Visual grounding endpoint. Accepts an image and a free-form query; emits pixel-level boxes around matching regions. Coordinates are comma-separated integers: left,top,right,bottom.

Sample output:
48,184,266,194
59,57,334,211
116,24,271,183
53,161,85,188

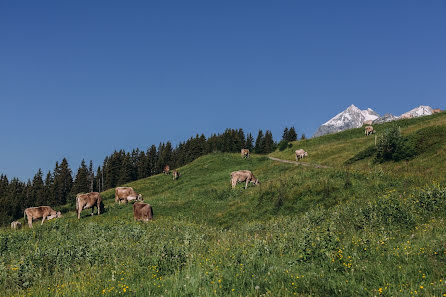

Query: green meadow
1,112,446,296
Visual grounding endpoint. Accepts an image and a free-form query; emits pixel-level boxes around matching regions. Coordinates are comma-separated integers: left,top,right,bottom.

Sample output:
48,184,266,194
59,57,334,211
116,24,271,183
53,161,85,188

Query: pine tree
31,169,45,206
262,130,274,153
147,145,158,176
287,126,297,142
72,159,90,195
53,158,73,205
282,128,289,141
88,160,94,192
245,133,254,151
118,153,133,185
254,130,264,154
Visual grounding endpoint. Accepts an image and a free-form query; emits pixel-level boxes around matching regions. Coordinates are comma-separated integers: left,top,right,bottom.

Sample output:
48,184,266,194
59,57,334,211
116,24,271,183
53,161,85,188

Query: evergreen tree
53,158,73,205
44,171,54,205
72,159,90,195
147,145,158,176
118,153,133,185
282,128,289,141
31,169,45,206
262,130,275,153
254,130,264,154
286,127,297,142
245,133,254,151
88,160,94,192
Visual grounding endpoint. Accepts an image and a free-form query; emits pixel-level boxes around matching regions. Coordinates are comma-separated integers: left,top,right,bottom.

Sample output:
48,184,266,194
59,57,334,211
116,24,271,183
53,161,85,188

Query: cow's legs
41,216,46,225
27,216,33,228
97,201,101,215
245,180,249,189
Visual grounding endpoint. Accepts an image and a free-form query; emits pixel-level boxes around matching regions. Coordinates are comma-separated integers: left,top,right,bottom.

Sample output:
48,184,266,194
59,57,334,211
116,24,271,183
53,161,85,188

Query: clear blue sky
1,0,445,180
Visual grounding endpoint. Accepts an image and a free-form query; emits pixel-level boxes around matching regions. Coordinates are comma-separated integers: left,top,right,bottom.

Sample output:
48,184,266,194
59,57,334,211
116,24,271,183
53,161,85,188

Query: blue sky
1,0,445,180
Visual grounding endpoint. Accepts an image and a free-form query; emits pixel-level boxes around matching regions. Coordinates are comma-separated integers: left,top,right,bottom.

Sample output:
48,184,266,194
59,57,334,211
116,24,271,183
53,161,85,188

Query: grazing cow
365,125,375,136
172,170,180,180
133,202,154,222
76,192,103,219
295,149,308,161
115,187,143,204
433,108,441,114
24,206,61,228
11,221,22,230
363,120,373,125
163,165,170,175
241,149,250,158
230,170,260,189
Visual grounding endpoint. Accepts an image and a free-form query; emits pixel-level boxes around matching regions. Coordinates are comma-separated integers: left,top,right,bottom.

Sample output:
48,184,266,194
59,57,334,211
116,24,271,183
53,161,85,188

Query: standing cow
241,149,250,158
24,206,61,228
133,202,154,222
11,221,22,230
295,149,308,161
230,170,260,189
76,192,103,219
115,187,143,204
365,125,375,136
163,165,170,175
172,170,180,180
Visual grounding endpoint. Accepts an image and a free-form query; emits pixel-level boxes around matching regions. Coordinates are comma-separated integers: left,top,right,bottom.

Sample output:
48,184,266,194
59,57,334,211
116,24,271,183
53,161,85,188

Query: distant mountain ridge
314,105,437,137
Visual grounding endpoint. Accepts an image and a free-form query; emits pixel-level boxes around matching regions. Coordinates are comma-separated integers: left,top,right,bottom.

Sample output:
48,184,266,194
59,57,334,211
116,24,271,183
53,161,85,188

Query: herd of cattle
10,124,378,230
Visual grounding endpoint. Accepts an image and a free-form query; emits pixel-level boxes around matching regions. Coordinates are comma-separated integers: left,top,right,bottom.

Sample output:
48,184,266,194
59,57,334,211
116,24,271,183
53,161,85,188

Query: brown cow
365,125,375,136
115,187,143,204
163,165,170,175
133,202,153,222
172,170,180,180
230,170,260,189
24,206,61,228
433,108,441,114
76,192,103,219
295,149,308,161
241,149,250,158
11,221,22,230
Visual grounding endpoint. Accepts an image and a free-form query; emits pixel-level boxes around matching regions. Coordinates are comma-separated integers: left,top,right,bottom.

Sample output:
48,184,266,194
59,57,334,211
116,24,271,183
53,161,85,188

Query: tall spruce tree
282,128,289,141
31,169,45,206
262,130,275,153
245,133,254,151
254,130,264,154
72,159,89,195
286,126,297,142
53,158,73,205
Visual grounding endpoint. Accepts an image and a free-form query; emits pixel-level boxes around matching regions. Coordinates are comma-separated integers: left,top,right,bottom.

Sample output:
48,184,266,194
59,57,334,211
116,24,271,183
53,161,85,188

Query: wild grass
1,112,446,296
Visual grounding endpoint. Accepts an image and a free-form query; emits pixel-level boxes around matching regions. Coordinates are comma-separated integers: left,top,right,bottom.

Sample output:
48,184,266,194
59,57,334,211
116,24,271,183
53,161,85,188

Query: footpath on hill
268,156,331,169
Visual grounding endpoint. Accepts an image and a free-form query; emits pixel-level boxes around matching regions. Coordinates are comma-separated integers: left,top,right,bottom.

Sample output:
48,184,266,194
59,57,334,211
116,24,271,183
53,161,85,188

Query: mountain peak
315,105,379,137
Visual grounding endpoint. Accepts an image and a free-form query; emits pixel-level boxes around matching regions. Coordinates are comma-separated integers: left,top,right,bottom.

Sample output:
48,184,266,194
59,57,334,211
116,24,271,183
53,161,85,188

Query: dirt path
268,156,331,169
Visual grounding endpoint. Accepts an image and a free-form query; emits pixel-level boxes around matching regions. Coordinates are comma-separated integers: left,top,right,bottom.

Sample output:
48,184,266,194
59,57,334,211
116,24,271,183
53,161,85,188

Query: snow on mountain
314,104,436,138
373,113,399,124
400,105,433,119
314,105,379,137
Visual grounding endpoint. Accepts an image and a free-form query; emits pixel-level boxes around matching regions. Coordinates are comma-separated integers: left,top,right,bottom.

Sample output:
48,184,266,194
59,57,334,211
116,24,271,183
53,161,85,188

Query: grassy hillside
271,111,446,182
1,113,446,296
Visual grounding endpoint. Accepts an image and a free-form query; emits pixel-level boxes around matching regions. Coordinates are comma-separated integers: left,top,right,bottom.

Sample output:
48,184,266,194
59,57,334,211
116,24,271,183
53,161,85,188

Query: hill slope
1,113,446,296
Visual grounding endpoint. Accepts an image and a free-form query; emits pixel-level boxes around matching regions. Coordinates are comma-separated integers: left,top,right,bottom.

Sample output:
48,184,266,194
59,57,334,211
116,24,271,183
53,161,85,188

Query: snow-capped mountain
373,113,399,124
314,105,437,138
313,105,379,137
399,105,433,119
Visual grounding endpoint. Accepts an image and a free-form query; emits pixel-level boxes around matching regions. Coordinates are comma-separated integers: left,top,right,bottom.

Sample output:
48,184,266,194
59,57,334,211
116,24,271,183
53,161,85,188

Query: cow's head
137,194,144,201
304,152,308,157
252,178,260,186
